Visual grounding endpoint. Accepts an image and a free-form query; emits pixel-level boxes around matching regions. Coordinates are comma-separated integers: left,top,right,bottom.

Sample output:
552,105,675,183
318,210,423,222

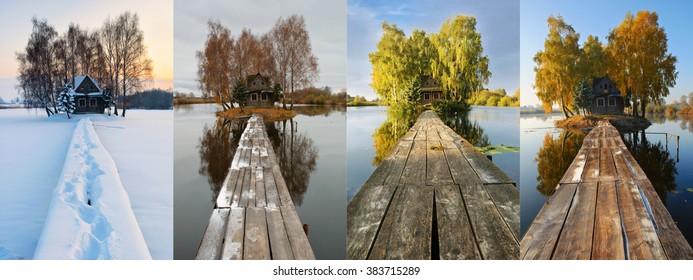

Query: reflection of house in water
420,76,443,105
590,76,624,115
245,73,275,107
72,75,108,114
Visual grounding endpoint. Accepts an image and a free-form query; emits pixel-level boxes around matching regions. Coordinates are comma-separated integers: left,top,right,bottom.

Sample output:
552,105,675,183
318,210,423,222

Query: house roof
246,73,272,92
591,75,620,96
420,76,442,92
74,75,101,90
73,75,103,96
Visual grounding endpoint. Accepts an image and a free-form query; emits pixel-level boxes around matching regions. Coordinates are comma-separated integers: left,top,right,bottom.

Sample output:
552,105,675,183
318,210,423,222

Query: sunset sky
0,0,173,101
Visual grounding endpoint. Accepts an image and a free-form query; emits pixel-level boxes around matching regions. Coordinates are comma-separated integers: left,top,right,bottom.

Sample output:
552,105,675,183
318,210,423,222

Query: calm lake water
520,113,693,245
174,103,346,259
347,106,520,201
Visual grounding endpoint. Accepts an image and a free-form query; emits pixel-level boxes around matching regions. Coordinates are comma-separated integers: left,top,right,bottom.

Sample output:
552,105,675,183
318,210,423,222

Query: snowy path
92,111,173,259
33,118,151,259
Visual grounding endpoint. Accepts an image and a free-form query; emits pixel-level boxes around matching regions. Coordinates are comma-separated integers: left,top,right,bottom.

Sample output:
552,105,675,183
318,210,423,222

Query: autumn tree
580,35,607,80
606,11,677,117
534,15,581,117
16,17,59,116
369,22,409,105
431,15,490,103
270,15,319,109
197,20,234,110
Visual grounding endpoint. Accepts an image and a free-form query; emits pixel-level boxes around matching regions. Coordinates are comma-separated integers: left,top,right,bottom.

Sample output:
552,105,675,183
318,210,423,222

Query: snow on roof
74,75,101,91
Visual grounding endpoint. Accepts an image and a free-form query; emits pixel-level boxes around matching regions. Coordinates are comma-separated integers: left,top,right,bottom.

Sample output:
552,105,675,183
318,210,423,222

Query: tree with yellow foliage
533,15,581,118
606,11,677,117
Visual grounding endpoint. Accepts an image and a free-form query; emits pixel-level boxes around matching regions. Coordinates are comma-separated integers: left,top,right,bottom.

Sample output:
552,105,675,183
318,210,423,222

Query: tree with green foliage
232,80,247,112
572,79,591,115
431,15,490,103
369,15,490,107
606,11,677,117
369,22,410,105
534,16,581,118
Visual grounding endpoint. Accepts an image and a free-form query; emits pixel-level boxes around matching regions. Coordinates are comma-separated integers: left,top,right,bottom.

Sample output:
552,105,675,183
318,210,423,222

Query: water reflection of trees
371,107,494,166
267,119,319,206
372,106,420,166
439,110,491,147
198,118,245,202
623,131,678,203
534,131,585,196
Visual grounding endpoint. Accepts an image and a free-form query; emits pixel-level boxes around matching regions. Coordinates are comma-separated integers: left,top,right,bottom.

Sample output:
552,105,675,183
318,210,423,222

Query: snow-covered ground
0,109,172,260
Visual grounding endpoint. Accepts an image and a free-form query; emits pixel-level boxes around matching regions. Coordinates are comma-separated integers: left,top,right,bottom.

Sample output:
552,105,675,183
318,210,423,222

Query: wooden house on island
419,76,444,105
245,73,276,107
589,75,624,115
72,75,109,114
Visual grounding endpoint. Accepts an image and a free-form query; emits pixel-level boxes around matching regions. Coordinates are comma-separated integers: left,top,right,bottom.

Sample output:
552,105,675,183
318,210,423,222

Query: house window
251,93,257,101
89,98,97,107
608,98,616,106
78,99,86,107
261,93,267,101
597,98,605,107
423,93,429,100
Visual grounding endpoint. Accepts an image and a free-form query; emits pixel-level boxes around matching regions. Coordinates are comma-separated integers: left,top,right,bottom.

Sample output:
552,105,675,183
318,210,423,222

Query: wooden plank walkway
521,121,693,260
347,110,519,260
196,114,315,260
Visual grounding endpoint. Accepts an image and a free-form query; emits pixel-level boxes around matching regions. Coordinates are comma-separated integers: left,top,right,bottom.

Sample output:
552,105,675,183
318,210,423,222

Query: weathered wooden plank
273,165,293,206
362,140,413,187
216,168,241,208
243,207,271,260
369,185,434,260
281,206,315,260
346,183,399,260
618,146,648,180
264,167,280,207
612,150,666,259
221,207,245,260
266,208,294,260
435,185,481,260
636,179,693,259
441,140,483,186
461,183,519,260
521,183,578,260
484,183,520,242
426,140,454,186
598,147,617,182
254,167,266,207
195,208,229,260
238,167,254,207
230,168,245,206
399,140,427,185
592,181,626,260
581,148,600,182
616,179,666,259
552,182,598,260
559,148,587,184
457,140,514,184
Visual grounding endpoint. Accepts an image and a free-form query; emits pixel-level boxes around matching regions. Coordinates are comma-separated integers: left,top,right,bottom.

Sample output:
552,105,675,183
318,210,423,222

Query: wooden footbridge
522,121,693,260
347,111,519,260
196,115,314,260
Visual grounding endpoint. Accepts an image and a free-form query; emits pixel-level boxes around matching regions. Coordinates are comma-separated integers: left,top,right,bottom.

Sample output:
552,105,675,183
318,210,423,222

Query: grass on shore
556,114,651,132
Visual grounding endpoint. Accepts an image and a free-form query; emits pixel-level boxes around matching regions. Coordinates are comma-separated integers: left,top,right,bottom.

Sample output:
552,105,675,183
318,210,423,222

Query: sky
0,0,173,102
521,0,693,107
347,0,519,101
174,0,346,96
